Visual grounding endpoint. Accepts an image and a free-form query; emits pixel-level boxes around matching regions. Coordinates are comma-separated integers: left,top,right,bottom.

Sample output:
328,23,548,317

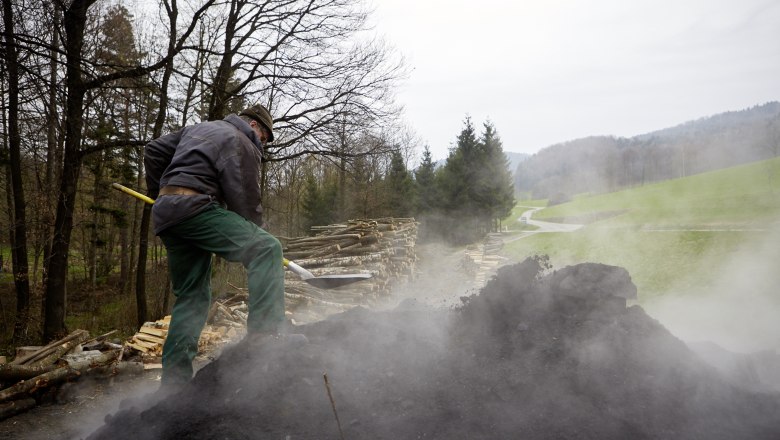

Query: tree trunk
2,0,33,345
135,205,151,326
87,150,105,286
43,0,94,341
206,0,238,121
41,7,61,308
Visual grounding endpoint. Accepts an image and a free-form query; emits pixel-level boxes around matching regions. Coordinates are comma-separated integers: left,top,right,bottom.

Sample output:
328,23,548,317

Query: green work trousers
158,204,284,385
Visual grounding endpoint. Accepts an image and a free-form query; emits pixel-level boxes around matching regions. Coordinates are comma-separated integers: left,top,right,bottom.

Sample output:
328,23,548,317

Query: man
144,104,286,387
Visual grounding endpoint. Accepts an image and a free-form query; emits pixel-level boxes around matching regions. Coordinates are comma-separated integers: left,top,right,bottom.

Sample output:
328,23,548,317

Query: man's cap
239,104,274,142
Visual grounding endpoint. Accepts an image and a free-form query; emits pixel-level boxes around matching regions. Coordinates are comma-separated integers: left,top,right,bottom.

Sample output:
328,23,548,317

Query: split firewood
133,333,166,345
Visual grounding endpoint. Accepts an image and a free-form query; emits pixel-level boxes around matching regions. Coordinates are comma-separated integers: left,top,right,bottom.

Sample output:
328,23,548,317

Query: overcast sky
369,0,780,161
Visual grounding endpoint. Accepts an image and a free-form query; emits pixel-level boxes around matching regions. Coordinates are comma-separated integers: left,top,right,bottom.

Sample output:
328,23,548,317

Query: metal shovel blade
302,273,374,289
284,258,372,289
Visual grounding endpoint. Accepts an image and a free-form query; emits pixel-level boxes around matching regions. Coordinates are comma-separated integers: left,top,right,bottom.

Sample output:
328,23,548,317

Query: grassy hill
503,157,780,300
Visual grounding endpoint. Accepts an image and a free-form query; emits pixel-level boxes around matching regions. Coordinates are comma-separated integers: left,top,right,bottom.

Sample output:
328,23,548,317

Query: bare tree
42,0,215,340
1,0,33,344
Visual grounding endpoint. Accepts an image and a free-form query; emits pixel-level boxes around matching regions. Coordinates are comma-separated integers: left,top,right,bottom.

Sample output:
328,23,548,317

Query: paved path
506,206,584,243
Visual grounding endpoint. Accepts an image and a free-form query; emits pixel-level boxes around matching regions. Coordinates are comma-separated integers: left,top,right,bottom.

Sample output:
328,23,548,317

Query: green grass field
503,157,780,301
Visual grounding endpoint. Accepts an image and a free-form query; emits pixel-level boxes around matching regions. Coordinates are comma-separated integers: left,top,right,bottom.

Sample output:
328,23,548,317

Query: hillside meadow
503,157,780,351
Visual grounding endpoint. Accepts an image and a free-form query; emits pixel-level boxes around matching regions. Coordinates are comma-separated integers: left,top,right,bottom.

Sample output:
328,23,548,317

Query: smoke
377,241,479,310
644,222,780,353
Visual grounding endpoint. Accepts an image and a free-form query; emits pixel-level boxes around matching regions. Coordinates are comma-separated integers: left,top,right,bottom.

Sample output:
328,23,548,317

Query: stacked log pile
0,330,131,421
281,218,419,323
462,233,507,287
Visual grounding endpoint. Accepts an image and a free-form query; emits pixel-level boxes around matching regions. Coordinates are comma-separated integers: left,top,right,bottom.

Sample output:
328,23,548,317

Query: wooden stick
0,363,58,382
29,331,92,369
323,373,345,440
11,330,89,365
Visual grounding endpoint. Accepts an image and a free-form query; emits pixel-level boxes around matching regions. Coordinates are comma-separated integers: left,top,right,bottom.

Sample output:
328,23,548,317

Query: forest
0,0,514,348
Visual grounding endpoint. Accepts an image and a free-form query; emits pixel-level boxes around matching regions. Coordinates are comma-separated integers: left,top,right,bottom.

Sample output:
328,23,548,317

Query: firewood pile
0,329,136,421
124,291,251,363
462,233,507,287
282,217,419,323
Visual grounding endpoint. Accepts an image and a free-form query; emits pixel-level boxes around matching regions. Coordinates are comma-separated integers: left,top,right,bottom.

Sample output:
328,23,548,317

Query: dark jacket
144,114,265,234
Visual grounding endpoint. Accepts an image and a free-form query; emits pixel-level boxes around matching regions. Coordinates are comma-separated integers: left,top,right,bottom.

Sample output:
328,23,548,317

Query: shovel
111,183,373,289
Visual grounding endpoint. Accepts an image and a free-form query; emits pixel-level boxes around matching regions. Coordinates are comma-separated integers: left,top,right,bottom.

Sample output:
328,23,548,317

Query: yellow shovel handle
112,183,156,205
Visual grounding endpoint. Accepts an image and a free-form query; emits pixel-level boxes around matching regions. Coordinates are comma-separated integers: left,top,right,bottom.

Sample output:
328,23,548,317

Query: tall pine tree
385,150,415,217
414,146,437,214
479,122,515,231
429,117,515,242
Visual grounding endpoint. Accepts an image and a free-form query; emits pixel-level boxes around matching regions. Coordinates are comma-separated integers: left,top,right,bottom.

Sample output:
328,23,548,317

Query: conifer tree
384,150,415,217
301,172,338,232
414,146,437,214
479,122,515,231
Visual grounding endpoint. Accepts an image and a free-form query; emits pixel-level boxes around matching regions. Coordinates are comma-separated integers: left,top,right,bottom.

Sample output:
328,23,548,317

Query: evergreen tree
301,172,338,232
432,117,516,242
436,117,484,242
438,117,479,213
478,122,515,231
384,150,415,217
414,146,437,214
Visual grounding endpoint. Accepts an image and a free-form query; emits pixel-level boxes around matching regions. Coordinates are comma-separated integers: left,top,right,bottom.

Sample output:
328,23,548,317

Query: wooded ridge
516,102,780,200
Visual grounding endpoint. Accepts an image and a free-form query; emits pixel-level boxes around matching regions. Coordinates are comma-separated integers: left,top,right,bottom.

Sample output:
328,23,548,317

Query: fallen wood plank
126,342,150,353
130,338,158,350
138,327,167,338
132,333,166,345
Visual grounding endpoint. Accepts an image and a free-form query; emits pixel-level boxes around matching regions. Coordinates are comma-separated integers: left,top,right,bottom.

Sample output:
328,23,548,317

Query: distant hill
504,151,530,174
516,102,780,200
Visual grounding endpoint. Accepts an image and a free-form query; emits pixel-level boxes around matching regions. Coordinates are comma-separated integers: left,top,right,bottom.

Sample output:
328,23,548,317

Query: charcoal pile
87,257,780,440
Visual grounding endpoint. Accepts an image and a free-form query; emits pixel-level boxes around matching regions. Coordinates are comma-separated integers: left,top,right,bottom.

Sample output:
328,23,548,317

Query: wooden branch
0,350,121,419
0,363,58,382
29,331,92,369
11,330,90,366
0,366,80,403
